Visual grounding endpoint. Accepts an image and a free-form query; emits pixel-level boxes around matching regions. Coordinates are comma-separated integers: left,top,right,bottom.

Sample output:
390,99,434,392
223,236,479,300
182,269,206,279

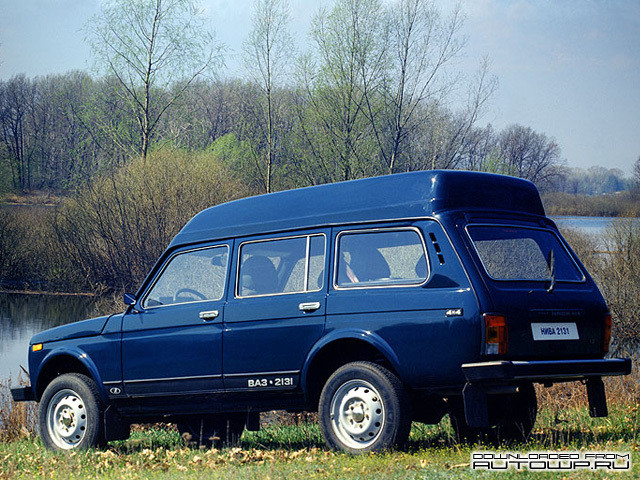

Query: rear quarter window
335,229,428,288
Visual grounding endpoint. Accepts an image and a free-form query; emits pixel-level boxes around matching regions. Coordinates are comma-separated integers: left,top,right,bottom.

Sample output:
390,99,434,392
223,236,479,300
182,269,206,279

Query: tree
0,75,37,190
632,156,640,198
87,0,222,163
302,0,388,182
244,0,293,193
381,0,465,173
498,124,564,189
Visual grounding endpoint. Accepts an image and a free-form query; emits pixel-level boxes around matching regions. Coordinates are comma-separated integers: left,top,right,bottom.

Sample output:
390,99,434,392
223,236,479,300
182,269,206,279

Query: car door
223,231,328,391
121,243,231,396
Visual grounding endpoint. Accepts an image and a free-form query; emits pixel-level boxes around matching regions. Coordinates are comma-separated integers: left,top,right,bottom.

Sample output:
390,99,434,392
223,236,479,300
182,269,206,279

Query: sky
0,0,638,175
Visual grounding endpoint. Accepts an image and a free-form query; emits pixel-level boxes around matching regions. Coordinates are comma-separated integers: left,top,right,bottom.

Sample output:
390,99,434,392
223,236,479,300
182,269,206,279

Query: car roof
169,170,545,247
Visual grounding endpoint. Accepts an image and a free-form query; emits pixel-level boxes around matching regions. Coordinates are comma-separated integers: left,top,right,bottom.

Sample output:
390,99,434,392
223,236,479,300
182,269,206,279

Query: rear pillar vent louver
429,232,445,265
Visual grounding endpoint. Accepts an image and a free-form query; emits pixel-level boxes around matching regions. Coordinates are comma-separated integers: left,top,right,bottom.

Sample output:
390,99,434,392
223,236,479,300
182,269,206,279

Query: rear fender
301,329,401,392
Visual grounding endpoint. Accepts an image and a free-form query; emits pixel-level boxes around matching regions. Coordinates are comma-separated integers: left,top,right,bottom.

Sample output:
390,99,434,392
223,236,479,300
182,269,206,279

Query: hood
30,315,112,345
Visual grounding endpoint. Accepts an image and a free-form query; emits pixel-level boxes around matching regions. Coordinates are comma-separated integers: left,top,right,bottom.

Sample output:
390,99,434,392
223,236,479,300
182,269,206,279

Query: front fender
301,328,402,392
34,346,107,402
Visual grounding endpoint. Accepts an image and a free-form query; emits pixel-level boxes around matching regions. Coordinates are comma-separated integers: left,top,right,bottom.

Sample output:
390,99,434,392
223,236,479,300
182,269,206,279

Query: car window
144,245,229,308
238,235,326,297
336,229,428,288
467,225,584,281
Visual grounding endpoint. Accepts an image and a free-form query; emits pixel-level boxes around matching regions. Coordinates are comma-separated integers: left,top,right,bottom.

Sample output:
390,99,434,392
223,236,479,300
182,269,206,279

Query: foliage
599,219,640,352
544,191,640,217
52,148,246,292
552,166,630,195
560,222,640,353
86,0,223,162
0,0,573,196
0,404,639,478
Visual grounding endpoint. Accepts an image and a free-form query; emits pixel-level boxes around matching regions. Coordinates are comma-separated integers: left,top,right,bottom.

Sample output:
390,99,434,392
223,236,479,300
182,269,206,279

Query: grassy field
1,403,638,480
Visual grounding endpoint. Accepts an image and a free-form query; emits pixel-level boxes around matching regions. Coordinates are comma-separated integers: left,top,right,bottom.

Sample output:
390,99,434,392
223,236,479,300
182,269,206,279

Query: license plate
531,322,579,341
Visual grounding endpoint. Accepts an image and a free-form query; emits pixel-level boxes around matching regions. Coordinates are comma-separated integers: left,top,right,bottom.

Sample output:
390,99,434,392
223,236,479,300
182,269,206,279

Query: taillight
485,314,508,355
603,313,612,353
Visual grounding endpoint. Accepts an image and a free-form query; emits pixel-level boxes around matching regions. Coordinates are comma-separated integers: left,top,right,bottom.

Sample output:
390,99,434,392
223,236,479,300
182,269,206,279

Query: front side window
144,245,229,308
238,235,326,297
336,229,428,288
467,225,584,282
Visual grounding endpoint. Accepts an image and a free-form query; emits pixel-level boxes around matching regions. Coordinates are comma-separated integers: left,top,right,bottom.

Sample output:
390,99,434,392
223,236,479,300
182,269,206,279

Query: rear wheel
38,373,104,451
450,382,537,445
318,361,411,454
177,414,246,448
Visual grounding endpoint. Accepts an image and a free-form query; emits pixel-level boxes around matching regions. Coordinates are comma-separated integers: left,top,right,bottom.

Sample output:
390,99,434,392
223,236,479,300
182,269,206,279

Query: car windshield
467,225,584,282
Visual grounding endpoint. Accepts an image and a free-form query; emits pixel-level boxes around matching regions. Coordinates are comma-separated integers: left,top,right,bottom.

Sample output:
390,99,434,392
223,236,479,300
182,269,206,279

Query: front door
121,243,231,396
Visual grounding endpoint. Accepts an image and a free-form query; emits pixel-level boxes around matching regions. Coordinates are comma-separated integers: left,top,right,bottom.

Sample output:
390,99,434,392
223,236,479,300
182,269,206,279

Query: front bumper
10,386,35,402
460,357,631,427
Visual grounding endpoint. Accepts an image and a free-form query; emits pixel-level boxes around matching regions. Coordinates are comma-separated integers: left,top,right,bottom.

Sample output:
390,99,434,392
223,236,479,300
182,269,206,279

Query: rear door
222,231,329,391
463,222,607,359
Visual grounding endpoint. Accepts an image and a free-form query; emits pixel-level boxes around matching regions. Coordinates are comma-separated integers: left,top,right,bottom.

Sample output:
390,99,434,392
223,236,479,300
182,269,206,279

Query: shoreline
0,289,95,297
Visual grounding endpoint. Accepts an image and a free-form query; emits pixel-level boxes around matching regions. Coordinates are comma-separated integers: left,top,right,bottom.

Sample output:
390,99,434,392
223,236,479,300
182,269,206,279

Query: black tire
177,413,246,448
449,383,537,445
38,373,104,451
318,361,411,454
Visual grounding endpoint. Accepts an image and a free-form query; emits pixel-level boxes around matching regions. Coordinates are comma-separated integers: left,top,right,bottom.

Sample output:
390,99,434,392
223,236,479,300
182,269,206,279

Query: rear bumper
462,358,631,384
460,358,631,428
10,386,35,402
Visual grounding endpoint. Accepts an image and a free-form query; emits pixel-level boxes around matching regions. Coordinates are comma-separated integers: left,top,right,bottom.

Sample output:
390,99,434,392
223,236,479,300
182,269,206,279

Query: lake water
0,294,96,383
0,215,631,384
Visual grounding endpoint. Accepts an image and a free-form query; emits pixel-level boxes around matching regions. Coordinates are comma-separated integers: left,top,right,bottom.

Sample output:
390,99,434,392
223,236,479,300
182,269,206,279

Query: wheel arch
34,348,105,402
301,330,402,410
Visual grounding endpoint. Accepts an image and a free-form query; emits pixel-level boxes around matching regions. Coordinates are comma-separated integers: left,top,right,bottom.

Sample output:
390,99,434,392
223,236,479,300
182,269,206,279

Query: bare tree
0,75,37,190
380,0,465,173
632,156,640,198
87,0,222,163
498,124,564,189
244,0,293,193
303,0,389,181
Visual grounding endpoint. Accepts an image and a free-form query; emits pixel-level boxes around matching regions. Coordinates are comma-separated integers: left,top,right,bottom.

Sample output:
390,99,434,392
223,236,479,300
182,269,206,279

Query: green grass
1,405,639,479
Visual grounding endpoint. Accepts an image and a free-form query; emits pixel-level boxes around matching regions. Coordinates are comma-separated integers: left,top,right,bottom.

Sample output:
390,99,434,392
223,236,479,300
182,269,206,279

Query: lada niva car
11,170,631,453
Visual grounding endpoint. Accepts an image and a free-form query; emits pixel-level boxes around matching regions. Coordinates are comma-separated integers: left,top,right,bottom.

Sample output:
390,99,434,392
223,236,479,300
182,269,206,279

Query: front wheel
38,373,104,451
318,361,411,454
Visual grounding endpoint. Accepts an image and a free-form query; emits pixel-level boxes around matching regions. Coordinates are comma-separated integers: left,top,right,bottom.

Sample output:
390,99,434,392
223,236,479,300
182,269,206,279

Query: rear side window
144,245,229,308
237,234,326,297
335,229,428,288
467,225,584,282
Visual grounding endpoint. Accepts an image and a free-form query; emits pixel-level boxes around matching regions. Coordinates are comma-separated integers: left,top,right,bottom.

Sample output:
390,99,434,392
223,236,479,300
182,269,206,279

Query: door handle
199,310,219,321
299,302,321,312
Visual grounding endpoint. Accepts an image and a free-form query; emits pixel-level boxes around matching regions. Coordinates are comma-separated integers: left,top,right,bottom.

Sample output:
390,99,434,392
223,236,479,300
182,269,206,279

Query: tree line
0,0,571,197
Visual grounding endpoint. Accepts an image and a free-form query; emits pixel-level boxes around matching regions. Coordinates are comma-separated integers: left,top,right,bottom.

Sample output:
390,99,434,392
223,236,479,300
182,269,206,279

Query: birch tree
87,0,222,163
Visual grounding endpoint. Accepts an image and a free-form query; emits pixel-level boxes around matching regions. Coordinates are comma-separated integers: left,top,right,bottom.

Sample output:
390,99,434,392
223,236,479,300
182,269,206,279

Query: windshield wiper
547,249,556,293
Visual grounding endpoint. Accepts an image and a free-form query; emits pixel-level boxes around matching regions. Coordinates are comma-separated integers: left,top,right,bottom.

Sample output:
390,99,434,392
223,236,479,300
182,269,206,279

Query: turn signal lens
32,343,43,352
603,313,612,353
485,314,507,355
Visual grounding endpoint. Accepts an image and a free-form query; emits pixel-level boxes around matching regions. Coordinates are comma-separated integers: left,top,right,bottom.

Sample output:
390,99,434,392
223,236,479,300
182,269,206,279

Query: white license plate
531,322,579,341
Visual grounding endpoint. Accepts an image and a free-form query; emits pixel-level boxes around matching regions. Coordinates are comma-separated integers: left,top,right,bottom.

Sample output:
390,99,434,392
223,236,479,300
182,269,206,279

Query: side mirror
123,293,137,306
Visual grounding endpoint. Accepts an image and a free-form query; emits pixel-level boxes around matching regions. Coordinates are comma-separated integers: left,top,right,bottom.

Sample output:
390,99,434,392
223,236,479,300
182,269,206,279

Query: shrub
53,148,247,293
561,220,640,353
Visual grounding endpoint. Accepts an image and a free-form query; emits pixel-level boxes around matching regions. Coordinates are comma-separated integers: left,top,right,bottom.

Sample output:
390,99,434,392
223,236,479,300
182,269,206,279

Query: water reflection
0,293,95,381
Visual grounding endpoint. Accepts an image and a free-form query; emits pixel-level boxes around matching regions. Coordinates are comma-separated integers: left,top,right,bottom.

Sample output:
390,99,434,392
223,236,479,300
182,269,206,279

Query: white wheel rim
329,379,385,450
46,389,88,449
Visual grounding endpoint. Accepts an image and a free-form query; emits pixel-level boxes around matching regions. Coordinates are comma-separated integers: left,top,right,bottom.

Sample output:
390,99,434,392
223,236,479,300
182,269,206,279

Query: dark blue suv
11,171,631,453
